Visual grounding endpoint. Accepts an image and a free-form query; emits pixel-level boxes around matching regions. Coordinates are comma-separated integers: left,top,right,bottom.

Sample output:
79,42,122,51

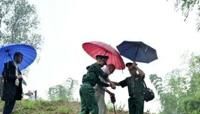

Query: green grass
0,100,154,114
0,100,80,114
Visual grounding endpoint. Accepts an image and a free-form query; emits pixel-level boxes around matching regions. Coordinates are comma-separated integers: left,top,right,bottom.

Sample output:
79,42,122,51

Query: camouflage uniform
80,63,109,114
119,75,145,114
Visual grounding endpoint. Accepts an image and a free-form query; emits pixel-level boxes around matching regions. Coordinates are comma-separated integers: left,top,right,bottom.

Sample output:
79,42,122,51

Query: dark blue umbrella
117,41,158,63
0,44,37,74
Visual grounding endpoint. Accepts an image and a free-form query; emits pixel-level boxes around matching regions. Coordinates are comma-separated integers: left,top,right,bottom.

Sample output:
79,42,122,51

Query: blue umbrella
117,41,158,63
0,44,37,74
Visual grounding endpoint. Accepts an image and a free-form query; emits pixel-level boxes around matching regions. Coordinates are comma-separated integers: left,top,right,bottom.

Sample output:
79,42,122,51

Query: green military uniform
80,63,109,114
119,75,145,114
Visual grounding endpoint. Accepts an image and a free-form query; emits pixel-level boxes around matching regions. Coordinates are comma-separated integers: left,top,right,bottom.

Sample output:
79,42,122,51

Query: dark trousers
128,97,144,114
3,100,16,114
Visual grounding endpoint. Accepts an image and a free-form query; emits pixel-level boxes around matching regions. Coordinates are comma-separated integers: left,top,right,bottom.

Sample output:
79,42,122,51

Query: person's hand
109,92,115,97
110,93,116,103
110,82,116,89
132,61,137,67
15,79,19,86
17,75,23,79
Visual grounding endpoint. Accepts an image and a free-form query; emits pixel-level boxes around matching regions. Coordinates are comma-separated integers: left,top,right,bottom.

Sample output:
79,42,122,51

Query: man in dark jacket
1,52,23,114
114,62,145,114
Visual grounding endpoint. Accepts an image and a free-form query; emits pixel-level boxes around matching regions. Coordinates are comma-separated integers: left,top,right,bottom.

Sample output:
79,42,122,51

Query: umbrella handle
134,46,139,61
6,49,14,62
103,50,108,56
5,52,14,71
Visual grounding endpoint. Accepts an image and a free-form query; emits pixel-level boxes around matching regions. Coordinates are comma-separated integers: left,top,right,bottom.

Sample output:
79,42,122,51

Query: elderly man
114,62,145,114
95,64,116,114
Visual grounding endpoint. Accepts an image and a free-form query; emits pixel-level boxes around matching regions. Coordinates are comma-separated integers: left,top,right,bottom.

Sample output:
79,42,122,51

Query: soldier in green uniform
114,62,145,114
80,55,115,114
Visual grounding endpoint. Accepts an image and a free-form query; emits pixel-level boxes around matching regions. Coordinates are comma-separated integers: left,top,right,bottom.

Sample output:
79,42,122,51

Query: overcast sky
24,0,200,112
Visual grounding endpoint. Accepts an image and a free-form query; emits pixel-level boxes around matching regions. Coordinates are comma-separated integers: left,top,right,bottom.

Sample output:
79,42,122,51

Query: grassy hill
0,100,129,114
0,100,155,114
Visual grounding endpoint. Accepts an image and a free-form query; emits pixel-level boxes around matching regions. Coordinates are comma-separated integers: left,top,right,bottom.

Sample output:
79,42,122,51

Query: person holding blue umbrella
0,44,36,114
114,41,157,114
114,62,145,114
2,52,24,114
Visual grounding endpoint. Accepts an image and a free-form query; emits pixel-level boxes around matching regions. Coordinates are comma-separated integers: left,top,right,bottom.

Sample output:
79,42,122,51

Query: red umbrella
82,41,125,70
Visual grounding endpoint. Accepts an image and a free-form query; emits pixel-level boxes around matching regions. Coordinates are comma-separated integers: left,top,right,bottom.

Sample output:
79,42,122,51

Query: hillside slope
0,100,129,114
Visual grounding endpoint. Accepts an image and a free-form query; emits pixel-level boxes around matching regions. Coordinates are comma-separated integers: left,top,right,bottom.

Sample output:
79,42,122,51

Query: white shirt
14,61,20,86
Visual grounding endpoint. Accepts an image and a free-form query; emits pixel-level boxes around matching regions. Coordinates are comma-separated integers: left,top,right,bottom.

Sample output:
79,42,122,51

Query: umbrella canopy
117,41,158,63
0,44,37,74
82,41,125,69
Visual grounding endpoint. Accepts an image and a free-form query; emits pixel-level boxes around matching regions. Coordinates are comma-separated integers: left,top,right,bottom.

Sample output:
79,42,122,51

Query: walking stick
110,94,117,114
112,102,117,114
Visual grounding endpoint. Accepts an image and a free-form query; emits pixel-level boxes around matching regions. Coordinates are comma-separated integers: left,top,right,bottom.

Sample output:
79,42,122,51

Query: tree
48,85,68,101
150,54,200,114
0,0,42,99
0,0,42,49
64,77,78,99
173,0,200,31
48,78,78,101
181,55,200,114
150,73,188,114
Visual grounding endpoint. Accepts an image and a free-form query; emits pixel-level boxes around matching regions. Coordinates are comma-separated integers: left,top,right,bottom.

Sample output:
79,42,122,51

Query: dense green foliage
173,0,200,30
0,0,42,48
150,55,200,114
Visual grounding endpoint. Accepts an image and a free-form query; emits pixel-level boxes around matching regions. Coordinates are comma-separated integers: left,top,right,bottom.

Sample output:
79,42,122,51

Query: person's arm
97,76,110,87
95,64,109,80
98,69,109,80
106,78,116,89
89,63,109,79
97,76,116,88
17,70,23,79
97,80,110,87
86,64,109,87
105,88,114,96
96,72,110,87
112,78,128,87
112,81,120,86
135,66,145,79
2,63,16,81
1,64,6,78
